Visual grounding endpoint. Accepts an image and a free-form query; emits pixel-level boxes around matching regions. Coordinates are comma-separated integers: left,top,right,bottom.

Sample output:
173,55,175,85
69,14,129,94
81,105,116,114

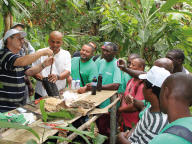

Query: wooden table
0,88,117,144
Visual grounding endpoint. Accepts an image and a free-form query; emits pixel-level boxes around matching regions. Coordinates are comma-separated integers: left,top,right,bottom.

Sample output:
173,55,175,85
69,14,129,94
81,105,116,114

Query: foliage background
0,0,192,70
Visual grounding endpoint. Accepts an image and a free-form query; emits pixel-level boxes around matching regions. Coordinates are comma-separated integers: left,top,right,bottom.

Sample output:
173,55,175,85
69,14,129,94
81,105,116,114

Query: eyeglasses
10,36,23,41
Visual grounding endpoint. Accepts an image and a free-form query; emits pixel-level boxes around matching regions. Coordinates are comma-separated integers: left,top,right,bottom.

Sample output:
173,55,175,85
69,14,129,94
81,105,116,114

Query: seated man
118,58,145,131
117,66,170,144
149,73,192,144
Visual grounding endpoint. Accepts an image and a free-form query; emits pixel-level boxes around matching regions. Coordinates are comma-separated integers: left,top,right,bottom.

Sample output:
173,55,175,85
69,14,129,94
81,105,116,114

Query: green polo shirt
71,57,98,87
149,117,192,144
98,58,122,109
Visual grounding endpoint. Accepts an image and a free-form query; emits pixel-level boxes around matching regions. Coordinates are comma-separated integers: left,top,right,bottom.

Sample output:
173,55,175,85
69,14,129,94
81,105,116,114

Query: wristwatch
57,75,60,80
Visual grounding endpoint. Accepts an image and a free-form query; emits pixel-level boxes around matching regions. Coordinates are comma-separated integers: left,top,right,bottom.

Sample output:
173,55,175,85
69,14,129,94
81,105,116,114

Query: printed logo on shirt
106,72,112,75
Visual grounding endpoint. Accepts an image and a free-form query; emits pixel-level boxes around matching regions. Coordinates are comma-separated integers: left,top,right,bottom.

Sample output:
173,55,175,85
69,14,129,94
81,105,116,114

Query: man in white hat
116,66,170,144
0,22,36,104
0,29,54,112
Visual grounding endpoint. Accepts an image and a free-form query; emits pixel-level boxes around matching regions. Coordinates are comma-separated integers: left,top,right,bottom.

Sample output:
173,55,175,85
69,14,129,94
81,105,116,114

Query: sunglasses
10,36,24,41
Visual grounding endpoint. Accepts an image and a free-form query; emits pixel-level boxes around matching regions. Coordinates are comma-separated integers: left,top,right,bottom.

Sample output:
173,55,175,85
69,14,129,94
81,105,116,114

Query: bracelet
41,63,45,68
57,74,60,80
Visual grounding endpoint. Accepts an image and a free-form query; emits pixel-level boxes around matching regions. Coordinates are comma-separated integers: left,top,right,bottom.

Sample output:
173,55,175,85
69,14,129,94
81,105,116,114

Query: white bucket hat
4,29,27,41
139,66,171,87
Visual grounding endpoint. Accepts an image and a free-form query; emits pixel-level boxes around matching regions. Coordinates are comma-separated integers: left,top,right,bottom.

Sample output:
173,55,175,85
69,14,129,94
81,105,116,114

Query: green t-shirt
149,117,192,144
94,55,102,68
98,58,122,109
71,57,98,87
117,72,132,93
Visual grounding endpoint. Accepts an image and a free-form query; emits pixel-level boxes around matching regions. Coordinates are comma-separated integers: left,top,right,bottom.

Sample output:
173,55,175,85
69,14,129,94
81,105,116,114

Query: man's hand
118,59,126,72
77,86,87,94
86,83,92,91
124,95,134,105
118,92,124,99
28,84,34,96
48,74,58,83
67,76,73,87
116,131,130,144
42,49,54,57
42,56,55,67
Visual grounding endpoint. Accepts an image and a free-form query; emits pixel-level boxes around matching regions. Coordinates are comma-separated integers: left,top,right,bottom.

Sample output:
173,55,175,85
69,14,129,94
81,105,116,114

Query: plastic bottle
97,73,102,92
92,76,97,95
76,78,80,89
71,78,76,89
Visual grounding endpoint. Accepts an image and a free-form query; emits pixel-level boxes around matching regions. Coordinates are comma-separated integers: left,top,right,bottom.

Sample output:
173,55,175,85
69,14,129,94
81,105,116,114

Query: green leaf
0,82,3,89
160,0,180,12
141,0,154,9
167,38,173,50
138,29,150,42
51,21,55,30
2,4,8,12
0,13,3,32
47,110,75,119
47,136,72,142
166,10,192,17
90,122,95,133
92,134,108,144
40,100,47,122
182,27,192,36
3,0,8,5
25,1,32,6
58,123,95,138
99,24,112,31
26,139,38,144
0,122,40,140
45,34,49,44
183,64,192,73
129,0,139,10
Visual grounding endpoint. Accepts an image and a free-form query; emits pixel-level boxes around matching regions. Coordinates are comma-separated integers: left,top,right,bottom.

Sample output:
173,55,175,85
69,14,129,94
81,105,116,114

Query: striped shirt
0,47,30,110
128,107,168,144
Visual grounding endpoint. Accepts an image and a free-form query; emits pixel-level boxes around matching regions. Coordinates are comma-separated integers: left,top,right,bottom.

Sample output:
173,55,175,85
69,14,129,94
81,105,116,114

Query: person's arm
118,103,138,113
24,75,34,96
14,49,53,67
48,70,70,83
33,73,45,82
116,131,132,144
48,51,71,83
25,57,55,76
102,83,120,90
118,59,146,78
124,95,144,111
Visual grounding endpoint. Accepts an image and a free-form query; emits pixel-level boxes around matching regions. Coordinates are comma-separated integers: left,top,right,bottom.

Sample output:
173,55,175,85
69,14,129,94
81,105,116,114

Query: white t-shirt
32,47,71,96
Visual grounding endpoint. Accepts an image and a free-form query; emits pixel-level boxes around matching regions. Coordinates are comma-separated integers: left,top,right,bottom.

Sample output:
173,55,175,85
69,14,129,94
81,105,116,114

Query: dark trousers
96,113,110,144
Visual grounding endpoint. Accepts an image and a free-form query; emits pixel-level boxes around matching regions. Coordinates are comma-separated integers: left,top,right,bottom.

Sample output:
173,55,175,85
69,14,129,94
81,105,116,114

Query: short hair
129,54,140,59
4,39,7,46
106,43,118,52
89,41,97,49
85,44,94,53
144,79,161,99
135,58,145,70
169,49,185,62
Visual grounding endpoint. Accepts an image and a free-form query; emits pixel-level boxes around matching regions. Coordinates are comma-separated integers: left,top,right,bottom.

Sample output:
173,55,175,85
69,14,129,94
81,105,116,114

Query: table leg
110,94,117,144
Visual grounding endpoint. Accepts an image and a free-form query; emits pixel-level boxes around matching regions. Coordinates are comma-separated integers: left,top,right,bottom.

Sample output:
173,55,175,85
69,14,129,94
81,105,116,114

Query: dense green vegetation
0,0,192,70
